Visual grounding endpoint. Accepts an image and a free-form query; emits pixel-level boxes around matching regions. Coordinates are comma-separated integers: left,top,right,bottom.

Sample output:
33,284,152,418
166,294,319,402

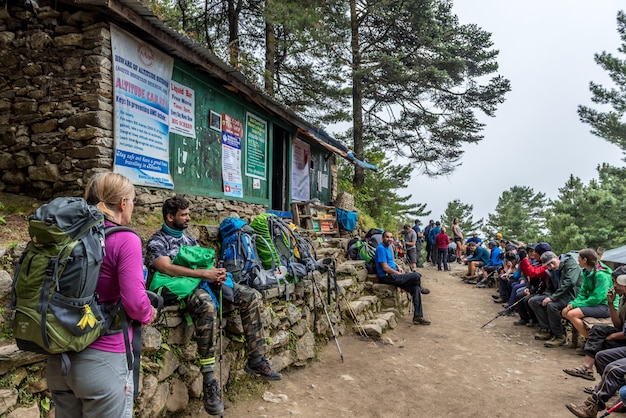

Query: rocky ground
225,261,623,418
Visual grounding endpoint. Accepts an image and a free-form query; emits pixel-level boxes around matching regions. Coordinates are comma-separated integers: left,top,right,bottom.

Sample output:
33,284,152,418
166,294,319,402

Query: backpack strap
103,225,143,398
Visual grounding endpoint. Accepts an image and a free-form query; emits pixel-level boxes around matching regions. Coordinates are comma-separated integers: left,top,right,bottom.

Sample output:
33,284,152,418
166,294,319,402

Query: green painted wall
169,61,274,205
168,60,333,208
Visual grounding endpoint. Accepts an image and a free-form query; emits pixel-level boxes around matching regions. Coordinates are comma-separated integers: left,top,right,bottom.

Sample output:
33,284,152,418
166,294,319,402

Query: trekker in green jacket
562,248,614,339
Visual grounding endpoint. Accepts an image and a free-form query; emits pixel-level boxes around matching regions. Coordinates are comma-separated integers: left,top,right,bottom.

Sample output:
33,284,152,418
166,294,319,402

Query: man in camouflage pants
146,196,281,416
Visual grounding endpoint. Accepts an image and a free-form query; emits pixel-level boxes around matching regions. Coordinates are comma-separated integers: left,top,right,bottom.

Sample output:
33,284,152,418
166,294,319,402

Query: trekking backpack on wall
250,213,283,270
250,213,313,279
11,197,111,354
219,217,287,292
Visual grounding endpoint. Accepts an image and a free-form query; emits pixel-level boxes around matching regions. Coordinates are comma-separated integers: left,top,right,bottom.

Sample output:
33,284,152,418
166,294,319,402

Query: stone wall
0,227,409,417
0,2,117,199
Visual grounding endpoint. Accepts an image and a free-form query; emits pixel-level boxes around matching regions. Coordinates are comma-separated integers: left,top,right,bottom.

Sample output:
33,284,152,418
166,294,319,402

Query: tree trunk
350,0,364,187
227,0,240,68
265,17,275,96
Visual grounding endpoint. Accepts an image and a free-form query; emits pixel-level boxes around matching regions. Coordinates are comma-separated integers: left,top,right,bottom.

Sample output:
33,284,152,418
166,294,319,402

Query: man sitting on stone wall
375,230,431,326
146,195,281,416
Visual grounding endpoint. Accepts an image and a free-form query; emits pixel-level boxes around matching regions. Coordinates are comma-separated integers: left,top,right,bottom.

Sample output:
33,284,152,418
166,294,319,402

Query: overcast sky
403,0,626,225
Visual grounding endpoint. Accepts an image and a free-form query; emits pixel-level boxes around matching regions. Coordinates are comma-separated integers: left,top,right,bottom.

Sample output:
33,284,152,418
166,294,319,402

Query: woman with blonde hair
47,172,156,417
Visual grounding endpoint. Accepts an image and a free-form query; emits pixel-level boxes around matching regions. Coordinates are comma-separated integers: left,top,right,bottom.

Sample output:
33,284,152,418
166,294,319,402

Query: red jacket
435,232,450,249
519,257,549,282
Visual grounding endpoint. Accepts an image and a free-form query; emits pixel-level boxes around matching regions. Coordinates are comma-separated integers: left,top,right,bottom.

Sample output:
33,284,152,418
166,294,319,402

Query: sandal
563,366,595,381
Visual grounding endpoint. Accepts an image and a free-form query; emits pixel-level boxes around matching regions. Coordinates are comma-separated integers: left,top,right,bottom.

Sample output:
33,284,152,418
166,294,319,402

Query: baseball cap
534,242,552,256
505,244,517,252
415,219,421,224
612,265,626,285
496,233,503,239
540,251,557,266
488,241,497,247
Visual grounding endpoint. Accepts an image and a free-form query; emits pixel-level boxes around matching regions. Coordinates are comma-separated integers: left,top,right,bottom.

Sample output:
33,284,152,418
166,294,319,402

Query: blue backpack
219,217,287,293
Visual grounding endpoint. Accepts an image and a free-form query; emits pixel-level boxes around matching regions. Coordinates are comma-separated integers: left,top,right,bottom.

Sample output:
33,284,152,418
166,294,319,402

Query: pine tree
485,186,547,245
441,199,482,238
349,0,510,186
578,10,626,154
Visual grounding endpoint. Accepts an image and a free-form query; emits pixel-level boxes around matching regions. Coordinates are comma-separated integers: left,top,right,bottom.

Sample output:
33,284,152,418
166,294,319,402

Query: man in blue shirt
375,230,431,325
462,241,490,282
428,221,441,267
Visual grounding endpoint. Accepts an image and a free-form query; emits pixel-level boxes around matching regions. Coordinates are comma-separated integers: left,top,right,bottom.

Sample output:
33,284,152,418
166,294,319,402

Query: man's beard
172,220,188,230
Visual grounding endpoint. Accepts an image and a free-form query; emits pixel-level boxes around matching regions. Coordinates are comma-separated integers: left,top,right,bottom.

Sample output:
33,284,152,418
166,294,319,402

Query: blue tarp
336,208,358,232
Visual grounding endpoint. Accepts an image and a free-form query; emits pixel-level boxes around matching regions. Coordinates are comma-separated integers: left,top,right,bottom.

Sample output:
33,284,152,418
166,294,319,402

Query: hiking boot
534,329,552,340
420,287,430,294
493,298,505,304
513,319,528,326
245,357,282,381
413,316,431,325
492,294,500,299
544,334,567,348
202,375,224,416
526,320,539,328
565,396,599,418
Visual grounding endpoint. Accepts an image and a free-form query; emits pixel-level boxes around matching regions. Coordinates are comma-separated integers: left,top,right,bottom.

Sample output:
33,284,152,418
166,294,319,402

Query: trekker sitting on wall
512,243,551,327
528,251,582,348
565,341,626,417
480,241,502,283
462,241,489,284
562,248,613,341
146,196,281,416
563,265,626,382
375,230,431,325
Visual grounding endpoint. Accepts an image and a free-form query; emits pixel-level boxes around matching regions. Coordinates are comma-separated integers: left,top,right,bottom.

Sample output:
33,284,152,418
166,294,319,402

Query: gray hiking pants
592,345,626,408
47,348,133,418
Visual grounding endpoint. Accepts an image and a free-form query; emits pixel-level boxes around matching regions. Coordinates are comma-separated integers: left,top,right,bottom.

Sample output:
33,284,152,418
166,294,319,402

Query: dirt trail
225,261,620,418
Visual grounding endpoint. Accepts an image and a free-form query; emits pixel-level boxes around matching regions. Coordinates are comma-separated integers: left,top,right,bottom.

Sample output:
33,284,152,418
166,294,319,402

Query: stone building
0,0,370,217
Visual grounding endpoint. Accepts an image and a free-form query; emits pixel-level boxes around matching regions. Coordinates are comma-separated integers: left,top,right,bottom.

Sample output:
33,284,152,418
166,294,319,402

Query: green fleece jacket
569,261,615,309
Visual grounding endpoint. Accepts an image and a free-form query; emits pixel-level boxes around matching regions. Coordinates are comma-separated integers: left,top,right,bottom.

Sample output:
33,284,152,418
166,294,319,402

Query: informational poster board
110,25,175,188
291,138,310,201
245,112,267,180
221,114,244,198
169,81,196,138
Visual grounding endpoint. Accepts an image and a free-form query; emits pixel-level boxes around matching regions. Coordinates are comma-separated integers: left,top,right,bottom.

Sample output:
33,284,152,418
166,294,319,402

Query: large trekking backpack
11,197,117,354
219,217,287,292
250,213,317,279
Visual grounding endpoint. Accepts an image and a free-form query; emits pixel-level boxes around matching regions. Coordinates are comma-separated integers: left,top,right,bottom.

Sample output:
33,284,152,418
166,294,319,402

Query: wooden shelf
291,202,339,237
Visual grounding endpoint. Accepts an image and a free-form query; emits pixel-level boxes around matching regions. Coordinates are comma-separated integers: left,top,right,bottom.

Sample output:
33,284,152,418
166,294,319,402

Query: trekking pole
480,295,527,329
342,294,368,338
311,274,344,362
600,401,624,417
218,263,224,418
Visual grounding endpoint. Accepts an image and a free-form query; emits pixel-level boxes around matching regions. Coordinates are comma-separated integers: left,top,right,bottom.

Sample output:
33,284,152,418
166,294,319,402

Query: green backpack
149,245,215,303
11,197,113,354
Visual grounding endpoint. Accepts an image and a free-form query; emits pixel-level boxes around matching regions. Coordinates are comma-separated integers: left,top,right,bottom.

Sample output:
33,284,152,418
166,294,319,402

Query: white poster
291,138,310,201
111,25,175,188
169,81,196,138
221,114,244,198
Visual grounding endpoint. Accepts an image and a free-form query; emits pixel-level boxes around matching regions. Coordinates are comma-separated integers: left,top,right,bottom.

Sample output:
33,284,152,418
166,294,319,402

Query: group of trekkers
456,233,626,418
